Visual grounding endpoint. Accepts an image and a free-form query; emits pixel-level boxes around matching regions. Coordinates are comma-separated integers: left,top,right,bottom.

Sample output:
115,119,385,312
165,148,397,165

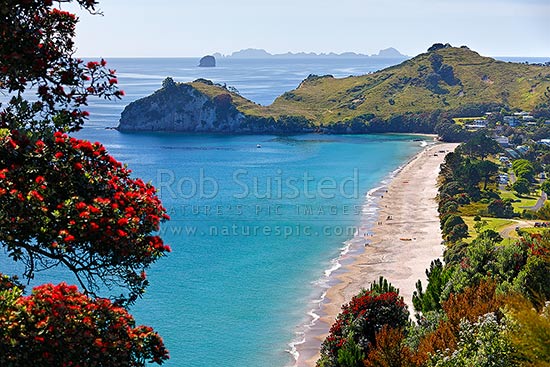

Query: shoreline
293,141,459,366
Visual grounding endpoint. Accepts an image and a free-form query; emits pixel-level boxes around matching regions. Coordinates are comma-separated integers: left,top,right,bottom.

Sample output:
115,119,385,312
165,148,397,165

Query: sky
66,0,550,58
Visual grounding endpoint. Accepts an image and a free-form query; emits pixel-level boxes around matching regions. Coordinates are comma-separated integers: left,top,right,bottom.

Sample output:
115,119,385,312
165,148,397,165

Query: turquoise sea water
105,132,425,367
1,58,428,366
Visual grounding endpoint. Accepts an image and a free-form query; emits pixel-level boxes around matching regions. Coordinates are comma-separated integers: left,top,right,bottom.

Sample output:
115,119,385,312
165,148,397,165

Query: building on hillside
505,148,519,159
515,145,529,155
504,116,519,126
495,136,510,147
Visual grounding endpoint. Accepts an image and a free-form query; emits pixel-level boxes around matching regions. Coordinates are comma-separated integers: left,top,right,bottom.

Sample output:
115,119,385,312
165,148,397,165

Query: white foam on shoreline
286,140,434,366
285,184,384,365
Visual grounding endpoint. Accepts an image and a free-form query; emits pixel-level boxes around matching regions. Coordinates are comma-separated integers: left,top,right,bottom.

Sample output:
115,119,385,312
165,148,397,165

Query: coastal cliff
119,79,243,132
118,78,314,133
118,45,550,133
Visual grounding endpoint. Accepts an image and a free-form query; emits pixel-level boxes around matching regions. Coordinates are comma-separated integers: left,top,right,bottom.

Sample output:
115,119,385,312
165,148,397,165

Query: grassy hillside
188,46,550,127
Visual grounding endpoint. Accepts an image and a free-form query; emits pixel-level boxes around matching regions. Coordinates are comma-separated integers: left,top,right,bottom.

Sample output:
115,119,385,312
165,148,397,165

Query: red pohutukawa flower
0,130,170,304
319,289,409,362
0,282,169,366
0,0,120,133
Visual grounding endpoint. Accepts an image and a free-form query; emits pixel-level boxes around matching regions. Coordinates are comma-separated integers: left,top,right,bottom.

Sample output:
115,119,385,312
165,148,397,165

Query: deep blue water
0,57,439,366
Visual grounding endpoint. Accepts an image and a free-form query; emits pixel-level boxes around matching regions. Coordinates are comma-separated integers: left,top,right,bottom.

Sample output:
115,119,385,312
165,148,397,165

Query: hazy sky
67,0,549,57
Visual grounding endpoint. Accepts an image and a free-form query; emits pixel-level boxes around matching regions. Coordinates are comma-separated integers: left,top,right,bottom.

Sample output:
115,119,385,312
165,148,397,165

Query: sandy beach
296,141,459,366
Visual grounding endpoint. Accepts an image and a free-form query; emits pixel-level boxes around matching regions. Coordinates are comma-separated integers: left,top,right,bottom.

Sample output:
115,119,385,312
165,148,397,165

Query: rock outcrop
118,45,550,134
118,78,314,133
119,79,242,132
198,55,216,67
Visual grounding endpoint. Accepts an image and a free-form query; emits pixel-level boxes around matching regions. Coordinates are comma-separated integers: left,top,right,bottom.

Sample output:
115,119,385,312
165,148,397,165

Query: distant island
118,43,550,137
198,55,216,67
211,47,408,59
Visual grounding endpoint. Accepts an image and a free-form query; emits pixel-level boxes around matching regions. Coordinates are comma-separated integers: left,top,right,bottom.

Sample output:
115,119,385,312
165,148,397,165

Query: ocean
3,57,432,366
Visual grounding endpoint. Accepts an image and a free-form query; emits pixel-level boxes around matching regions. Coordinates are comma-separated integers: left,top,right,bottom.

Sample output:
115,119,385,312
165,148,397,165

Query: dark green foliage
443,241,469,265
427,43,451,52
369,276,399,295
475,160,499,190
413,259,453,313
487,199,515,218
458,133,502,160
438,64,460,86
513,255,550,307
430,54,443,71
439,200,459,215
336,335,364,367
442,215,469,242
478,229,503,244
161,77,176,89
512,177,530,195
541,180,550,195
439,181,463,198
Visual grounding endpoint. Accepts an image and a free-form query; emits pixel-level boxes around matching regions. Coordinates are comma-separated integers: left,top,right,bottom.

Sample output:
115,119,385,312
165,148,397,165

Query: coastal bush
363,326,415,367
427,313,517,367
512,177,530,195
506,296,550,365
512,255,550,306
0,0,169,362
0,130,170,303
413,259,452,313
512,159,535,182
443,242,469,265
0,283,168,366
439,181,463,198
414,281,503,363
442,214,469,242
317,287,409,367
487,199,514,218
162,77,176,89
541,180,550,195
457,132,501,160
0,0,122,134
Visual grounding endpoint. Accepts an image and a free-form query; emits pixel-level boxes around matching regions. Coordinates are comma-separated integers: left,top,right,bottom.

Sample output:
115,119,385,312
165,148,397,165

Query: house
505,148,519,159
515,145,529,155
522,115,536,122
495,136,510,147
504,116,519,126
465,123,486,130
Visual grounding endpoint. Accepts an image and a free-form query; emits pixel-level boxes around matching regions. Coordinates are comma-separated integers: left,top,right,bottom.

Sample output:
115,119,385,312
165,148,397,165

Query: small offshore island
116,44,550,367
118,44,550,139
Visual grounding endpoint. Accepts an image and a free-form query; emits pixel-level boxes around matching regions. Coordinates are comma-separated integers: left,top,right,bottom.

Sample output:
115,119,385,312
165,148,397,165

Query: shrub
487,199,514,218
317,289,409,367
0,131,170,303
0,283,168,366
427,313,517,367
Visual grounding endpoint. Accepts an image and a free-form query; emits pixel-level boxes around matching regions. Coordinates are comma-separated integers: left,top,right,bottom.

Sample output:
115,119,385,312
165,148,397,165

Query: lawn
462,216,518,242
459,202,489,216
452,116,484,125
500,189,540,209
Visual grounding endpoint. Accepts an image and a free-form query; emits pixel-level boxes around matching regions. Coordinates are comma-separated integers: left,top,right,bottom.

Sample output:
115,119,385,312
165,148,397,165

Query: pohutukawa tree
0,0,170,364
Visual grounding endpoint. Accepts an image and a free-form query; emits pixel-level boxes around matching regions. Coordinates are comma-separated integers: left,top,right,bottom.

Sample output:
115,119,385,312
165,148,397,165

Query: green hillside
190,46,550,125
